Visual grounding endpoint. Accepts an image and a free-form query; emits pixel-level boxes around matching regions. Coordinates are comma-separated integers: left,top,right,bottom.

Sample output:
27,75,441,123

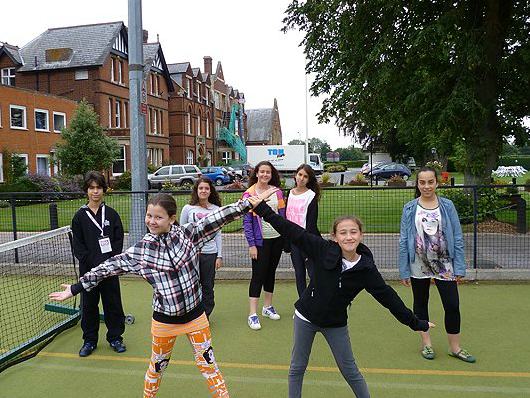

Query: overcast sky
1,0,356,151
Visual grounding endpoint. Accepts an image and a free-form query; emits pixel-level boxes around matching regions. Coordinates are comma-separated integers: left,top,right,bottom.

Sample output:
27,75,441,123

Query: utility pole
128,0,148,244
304,71,309,164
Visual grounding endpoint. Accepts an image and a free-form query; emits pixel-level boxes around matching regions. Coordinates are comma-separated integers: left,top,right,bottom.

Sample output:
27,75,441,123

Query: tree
288,139,305,146
284,1,530,184
56,99,120,176
335,145,365,161
288,137,331,156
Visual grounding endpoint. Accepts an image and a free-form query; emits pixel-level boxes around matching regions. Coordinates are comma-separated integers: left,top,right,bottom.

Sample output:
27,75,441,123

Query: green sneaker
448,349,476,363
421,345,435,360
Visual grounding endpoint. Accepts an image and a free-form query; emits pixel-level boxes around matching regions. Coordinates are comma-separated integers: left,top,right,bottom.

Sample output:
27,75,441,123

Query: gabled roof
18,21,126,72
246,108,274,142
201,72,210,83
192,67,202,79
0,43,22,65
167,62,191,75
143,42,174,93
214,61,224,81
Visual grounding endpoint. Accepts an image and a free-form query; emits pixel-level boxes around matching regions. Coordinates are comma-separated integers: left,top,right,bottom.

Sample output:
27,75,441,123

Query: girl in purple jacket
242,161,286,330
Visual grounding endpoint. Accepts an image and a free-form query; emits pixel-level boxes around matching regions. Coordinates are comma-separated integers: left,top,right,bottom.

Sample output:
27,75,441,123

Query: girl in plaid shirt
50,191,274,397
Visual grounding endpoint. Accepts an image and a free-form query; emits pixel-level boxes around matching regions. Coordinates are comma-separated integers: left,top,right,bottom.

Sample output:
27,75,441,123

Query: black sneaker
110,339,127,353
79,342,97,357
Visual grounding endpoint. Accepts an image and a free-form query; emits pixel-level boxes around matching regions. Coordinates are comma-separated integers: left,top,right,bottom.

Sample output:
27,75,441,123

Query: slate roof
167,62,190,74
246,108,274,142
143,43,159,67
0,43,22,65
18,22,125,72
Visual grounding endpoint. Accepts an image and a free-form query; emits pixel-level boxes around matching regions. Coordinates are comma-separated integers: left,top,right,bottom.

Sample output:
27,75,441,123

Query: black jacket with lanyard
253,201,429,331
71,203,124,274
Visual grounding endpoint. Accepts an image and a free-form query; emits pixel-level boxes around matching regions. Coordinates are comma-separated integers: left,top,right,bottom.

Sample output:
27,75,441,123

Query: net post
9,197,18,263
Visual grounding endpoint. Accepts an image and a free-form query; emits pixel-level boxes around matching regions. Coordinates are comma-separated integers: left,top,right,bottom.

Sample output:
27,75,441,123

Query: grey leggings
289,315,370,398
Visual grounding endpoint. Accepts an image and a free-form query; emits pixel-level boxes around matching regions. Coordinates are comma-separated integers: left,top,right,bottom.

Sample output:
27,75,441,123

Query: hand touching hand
49,284,73,302
248,187,279,208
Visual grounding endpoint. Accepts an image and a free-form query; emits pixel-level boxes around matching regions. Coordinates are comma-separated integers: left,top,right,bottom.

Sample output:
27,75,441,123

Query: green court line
38,351,530,379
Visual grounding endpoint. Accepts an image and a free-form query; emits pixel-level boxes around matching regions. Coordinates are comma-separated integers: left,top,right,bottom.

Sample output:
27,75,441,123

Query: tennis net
0,226,80,372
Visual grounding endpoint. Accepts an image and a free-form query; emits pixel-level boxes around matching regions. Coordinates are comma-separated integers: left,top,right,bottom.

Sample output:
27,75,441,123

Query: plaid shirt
76,199,252,316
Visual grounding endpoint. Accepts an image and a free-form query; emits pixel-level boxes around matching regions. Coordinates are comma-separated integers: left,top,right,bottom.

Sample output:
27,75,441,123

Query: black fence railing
0,185,528,270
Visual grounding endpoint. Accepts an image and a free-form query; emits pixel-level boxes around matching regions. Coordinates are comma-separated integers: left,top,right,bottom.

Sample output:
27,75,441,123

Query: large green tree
56,99,120,176
284,0,529,184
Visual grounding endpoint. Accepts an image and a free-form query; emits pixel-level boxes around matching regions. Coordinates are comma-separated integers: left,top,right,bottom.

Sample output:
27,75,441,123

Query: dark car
368,162,411,180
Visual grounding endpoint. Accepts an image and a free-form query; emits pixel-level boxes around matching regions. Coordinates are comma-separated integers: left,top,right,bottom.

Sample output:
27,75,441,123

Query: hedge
497,156,530,170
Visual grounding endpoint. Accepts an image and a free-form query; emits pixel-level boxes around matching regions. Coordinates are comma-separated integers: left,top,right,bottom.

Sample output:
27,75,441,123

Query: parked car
200,167,231,186
406,157,417,171
361,161,387,176
224,166,237,182
367,162,411,180
148,165,202,189
230,163,253,177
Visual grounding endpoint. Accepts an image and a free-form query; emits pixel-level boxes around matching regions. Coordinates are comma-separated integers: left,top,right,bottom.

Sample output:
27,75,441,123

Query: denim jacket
398,196,466,279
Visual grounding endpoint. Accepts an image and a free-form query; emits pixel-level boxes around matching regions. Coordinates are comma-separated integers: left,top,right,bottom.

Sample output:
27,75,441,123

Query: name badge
98,236,112,254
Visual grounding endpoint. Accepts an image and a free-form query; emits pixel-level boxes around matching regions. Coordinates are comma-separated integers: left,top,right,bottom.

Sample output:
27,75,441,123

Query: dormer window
1,68,15,86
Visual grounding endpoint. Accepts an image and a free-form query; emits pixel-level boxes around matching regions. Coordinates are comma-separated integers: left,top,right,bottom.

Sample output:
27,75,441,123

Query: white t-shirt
286,189,316,229
411,204,454,280
256,187,280,239
179,204,222,256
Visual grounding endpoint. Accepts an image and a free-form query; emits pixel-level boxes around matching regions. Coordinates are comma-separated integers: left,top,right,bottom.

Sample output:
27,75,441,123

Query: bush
0,200,10,208
440,188,506,223
224,180,246,190
113,171,132,190
55,174,83,192
162,180,181,191
389,174,405,182
26,173,60,192
497,156,530,170
324,164,347,172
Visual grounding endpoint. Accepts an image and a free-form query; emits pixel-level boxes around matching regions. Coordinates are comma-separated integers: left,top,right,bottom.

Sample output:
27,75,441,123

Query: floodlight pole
304,71,309,164
128,0,148,245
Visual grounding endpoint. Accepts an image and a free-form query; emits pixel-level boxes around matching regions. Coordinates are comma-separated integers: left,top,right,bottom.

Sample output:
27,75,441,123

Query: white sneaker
248,314,261,330
262,306,281,320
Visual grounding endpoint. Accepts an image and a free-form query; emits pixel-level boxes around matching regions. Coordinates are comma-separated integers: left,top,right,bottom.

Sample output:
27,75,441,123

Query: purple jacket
242,185,286,247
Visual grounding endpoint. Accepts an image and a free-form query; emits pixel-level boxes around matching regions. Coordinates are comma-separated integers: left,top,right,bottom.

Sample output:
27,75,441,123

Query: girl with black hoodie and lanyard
251,190,435,398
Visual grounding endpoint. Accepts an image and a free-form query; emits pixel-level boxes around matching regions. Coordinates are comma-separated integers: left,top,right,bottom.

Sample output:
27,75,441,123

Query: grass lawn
2,279,530,397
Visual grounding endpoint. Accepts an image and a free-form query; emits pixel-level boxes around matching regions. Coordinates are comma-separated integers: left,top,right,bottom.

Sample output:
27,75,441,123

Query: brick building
2,22,174,176
246,98,282,145
0,84,77,180
168,56,247,165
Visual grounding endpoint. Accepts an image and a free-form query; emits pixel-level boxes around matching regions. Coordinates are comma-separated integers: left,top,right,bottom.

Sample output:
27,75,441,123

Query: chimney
143,29,149,44
203,56,212,75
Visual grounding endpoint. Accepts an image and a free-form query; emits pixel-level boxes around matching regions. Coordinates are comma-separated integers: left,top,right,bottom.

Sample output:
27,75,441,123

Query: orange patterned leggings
143,313,229,397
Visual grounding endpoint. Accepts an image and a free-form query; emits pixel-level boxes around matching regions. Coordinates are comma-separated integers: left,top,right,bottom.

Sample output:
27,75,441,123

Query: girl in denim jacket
399,166,475,363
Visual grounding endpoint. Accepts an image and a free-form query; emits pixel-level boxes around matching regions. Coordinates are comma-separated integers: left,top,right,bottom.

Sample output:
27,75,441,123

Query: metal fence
0,185,528,270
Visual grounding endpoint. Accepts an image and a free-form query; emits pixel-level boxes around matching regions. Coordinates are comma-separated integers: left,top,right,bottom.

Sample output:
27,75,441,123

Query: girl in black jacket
285,164,321,297
252,193,435,398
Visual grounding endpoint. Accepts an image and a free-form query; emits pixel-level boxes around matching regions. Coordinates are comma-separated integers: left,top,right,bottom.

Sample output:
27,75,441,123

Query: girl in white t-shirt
180,177,223,318
286,164,321,297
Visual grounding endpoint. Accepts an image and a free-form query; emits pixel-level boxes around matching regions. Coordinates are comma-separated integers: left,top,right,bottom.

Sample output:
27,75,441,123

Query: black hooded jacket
253,201,429,330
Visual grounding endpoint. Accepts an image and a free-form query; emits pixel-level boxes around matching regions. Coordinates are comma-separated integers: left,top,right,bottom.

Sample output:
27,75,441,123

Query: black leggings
410,277,461,334
249,237,283,298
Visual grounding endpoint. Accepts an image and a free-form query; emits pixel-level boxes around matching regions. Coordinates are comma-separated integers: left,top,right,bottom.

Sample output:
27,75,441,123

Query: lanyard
85,205,106,237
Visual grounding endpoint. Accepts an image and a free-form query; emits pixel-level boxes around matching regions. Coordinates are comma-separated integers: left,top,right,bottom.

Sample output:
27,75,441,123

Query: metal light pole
128,0,148,245
304,71,309,164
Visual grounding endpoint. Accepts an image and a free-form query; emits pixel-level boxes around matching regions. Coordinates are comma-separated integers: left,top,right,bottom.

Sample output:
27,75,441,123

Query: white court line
15,362,530,395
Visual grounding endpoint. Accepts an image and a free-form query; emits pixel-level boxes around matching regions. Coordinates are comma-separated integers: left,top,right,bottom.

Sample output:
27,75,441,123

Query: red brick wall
0,85,77,178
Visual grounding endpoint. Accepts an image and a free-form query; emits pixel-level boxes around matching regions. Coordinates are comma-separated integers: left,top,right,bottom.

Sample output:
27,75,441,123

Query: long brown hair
414,166,439,198
190,177,222,207
248,161,281,188
294,164,320,200
147,193,177,217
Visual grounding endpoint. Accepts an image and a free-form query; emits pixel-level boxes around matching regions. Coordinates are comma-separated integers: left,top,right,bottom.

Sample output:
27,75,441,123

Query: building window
159,110,163,135
153,110,158,134
186,150,194,165
222,151,231,163
75,69,88,80
214,92,220,109
36,155,51,175
10,105,26,129
197,116,201,136
112,146,126,175
216,120,221,135
115,100,121,128
0,105,2,128
118,59,124,84
196,82,200,99
110,58,115,82
108,98,112,127
34,109,49,131
206,151,212,166
1,68,15,86
206,118,210,138
123,102,128,128
186,113,191,134
13,154,28,174
187,78,192,99
150,74,154,95
157,149,163,166
156,75,160,96
53,112,66,133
